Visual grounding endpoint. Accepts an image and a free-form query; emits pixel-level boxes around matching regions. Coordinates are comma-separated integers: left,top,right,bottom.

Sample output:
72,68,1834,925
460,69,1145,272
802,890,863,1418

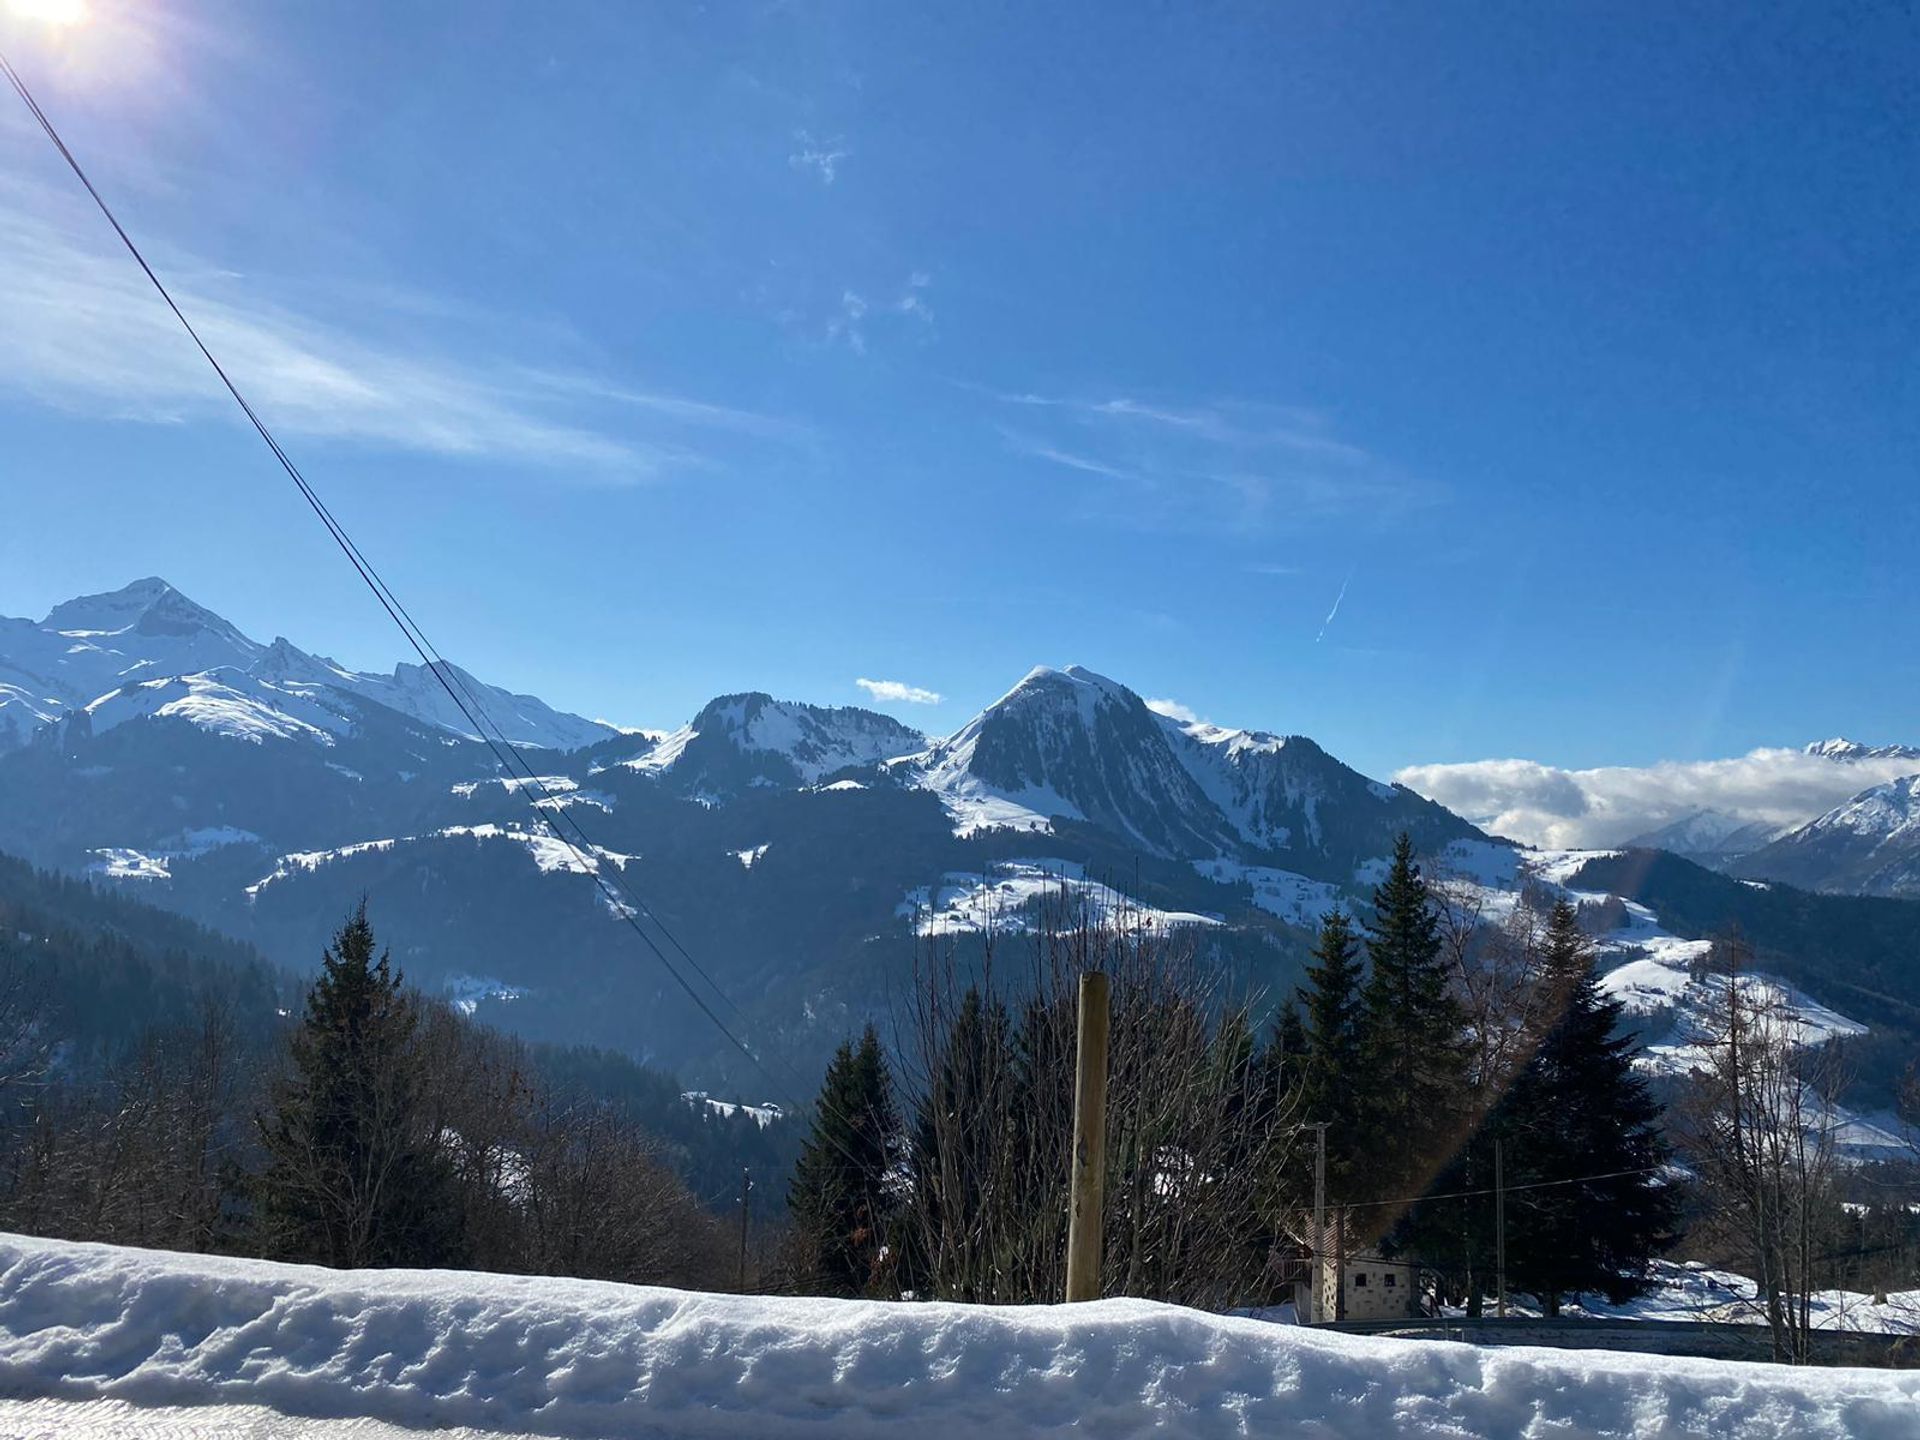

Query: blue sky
1,1,1914,779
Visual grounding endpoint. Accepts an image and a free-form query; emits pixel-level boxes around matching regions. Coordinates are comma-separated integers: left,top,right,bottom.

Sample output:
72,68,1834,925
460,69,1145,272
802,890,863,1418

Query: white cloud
1394,747,1920,849
824,289,869,354
0,174,780,474
788,131,848,185
857,677,943,706
1145,697,1199,724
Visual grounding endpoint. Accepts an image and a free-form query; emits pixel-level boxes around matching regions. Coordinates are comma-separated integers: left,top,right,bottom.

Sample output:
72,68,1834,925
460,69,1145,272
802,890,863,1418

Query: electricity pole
1065,971,1111,1302
738,1167,752,1293
1311,1122,1328,1323
1494,1139,1507,1319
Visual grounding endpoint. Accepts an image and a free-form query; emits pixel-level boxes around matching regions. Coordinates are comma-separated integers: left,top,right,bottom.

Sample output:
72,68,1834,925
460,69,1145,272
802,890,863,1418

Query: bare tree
1679,932,1848,1363
898,883,1297,1308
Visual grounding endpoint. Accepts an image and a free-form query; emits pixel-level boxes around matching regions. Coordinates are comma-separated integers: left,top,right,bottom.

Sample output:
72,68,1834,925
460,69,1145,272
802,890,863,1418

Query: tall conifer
1358,834,1470,1209
789,1024,899,1297
257,903,462,1268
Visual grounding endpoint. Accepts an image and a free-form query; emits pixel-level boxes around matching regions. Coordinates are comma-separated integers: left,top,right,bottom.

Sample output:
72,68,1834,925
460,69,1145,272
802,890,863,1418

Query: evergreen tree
1297,910,1365,1121
1501,899,1676,1311
1292,909,1369,1207
1357,834,1470,1215
1267,1001,1310,1113
256,903,462,1268
788,1024,899,1297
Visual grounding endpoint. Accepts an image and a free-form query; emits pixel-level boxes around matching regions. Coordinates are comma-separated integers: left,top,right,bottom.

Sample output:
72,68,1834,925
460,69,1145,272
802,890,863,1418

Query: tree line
787,835,1680,1316
4,839,1915,1354
0,901,754,1289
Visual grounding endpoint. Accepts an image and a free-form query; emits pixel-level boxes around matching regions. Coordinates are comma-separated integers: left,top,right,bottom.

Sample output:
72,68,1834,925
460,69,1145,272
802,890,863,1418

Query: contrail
1315,570,1353,643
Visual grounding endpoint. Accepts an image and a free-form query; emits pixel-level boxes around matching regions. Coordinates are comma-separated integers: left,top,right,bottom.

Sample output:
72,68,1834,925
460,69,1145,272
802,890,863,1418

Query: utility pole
1494,1139,1507,1320
1065,970,1111,1302
1311,1122,1328,1323
738,1167,752,1294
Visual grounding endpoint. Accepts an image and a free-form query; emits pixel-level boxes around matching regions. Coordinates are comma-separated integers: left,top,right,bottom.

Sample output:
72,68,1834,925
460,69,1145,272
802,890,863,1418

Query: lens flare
7,0,89,26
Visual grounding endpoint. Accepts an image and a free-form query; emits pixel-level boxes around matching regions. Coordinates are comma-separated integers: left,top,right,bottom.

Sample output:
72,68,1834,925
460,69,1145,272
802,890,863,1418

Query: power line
1338,1164,1668,1213
0,44,815,1113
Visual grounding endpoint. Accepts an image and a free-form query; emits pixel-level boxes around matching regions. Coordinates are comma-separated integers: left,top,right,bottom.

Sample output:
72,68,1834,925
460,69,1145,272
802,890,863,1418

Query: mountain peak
42,577,254,650
1805,737,1920,762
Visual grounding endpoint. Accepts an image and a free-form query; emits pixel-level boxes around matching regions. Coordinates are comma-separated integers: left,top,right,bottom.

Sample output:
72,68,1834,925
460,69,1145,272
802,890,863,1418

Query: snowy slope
2,1234,1916,1440
1624,810,1785,867
899,665,1476,865
1516,851,1904,1161
1737,774,1920,898
901,666,1227,850
625,692,925,794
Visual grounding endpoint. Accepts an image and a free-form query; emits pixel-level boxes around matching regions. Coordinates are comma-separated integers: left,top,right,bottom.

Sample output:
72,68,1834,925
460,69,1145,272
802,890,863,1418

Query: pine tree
788,1024,899,1297
256,903,463,1268
1294,908,1368,1201
1297,910,1365,1119
1357,834,1470,1212
1501,899,1675,1311
1267,1001,1310,1113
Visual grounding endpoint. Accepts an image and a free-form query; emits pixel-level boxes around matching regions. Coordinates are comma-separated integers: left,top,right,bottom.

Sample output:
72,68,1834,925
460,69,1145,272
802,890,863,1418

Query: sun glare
6,0,89,27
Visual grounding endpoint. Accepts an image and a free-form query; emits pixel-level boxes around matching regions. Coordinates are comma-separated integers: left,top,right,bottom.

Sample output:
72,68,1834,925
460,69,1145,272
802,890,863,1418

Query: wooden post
1494,1140,1507,1320
1311,1122,1328,1323
1065,970,1111,1302
738,1167,751,1293
1334,1206,1348,1322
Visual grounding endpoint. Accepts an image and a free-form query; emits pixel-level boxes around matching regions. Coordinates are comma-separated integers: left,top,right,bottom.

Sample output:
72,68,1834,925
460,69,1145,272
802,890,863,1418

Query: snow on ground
1525,848,1624,887
1191,859,1339,926
732,844,770,869
245,827,635,898
442,975,532,1017
903,756,1080,839
85,673,346,747
0,1396,553,1439
1,1235,1916,1440
1556,1260,1920,1335
85,847,171,881
1509,860,1898,1162
682,1092,785,1127
453,775,614,812
902,860,1221,937
437,825,637,877
245,839,400,897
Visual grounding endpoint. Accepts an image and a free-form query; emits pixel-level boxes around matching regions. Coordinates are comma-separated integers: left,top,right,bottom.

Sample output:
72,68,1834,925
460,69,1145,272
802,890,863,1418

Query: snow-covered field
900,859,1221,936
2,1235,1917,1440
1561,1260,1920,1335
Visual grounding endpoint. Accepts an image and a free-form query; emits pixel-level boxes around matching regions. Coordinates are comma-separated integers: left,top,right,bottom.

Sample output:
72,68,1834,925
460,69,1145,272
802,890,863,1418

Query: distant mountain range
1617,740,1920,897
1,578,1916,1092
0,576,611,753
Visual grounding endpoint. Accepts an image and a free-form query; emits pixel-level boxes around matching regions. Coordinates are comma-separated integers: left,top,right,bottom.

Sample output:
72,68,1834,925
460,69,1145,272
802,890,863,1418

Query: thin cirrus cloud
856,677,944,706
0,175,784,475
1394,747,1920,849
991,388,1433,534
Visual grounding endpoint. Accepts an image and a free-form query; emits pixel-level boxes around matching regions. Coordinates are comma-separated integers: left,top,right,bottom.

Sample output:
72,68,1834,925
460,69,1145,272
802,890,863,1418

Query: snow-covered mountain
1624,811,1786,868
1735,774,1920,899
2,579,1913,1092
1802,737,1920,764
0,579,615,755
897,665,1475,863
623,692,926,796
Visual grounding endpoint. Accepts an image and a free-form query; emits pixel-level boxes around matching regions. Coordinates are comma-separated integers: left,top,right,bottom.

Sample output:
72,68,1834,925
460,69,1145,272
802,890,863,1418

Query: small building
1291,1248,1421,1322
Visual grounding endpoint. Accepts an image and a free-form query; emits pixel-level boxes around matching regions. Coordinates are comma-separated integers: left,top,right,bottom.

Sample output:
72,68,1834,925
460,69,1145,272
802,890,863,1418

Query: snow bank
2,1235,1917,1440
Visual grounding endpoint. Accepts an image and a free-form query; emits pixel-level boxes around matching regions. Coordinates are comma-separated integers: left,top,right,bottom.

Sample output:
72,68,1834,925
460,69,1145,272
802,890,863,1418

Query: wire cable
0,44,807,1108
